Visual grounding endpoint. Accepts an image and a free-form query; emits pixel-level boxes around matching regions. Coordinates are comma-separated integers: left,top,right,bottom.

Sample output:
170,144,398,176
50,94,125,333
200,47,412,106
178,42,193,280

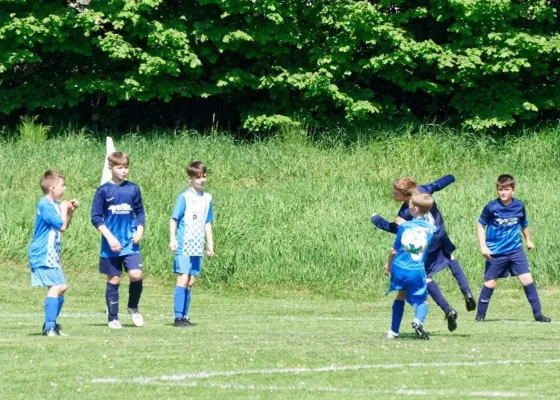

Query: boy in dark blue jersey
28,170,79,336
372,175,475,332
475,174,550,322
91,152,146,329
385,191,437,340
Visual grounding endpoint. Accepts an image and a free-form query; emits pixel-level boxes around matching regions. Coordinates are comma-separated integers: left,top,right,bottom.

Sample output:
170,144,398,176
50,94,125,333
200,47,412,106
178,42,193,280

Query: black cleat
475,315,485,322
535,314,551,323
464,292,477,312
174,318,187,327
411,321,430,340
184,319,193,327
445,309,458,332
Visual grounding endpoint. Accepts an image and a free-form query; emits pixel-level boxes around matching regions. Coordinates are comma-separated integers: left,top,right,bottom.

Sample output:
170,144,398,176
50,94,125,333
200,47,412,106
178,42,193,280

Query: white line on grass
92,358,560,384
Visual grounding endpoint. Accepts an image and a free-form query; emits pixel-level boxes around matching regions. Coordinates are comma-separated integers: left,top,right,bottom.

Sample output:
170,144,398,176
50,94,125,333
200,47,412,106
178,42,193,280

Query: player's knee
129,270,142,281
107,275,121,285
176,274,188,287
188,275,196,288
59,284,68,295
484,280,497,289
518,273,534,286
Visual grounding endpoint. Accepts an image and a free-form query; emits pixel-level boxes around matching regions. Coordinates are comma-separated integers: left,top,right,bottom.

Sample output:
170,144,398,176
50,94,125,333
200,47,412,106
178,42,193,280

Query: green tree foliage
0,0,558,130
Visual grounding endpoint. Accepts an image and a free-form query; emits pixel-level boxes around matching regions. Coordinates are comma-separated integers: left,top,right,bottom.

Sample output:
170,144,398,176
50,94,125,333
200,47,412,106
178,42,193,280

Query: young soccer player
28,170,79,337
372,175,475,332
91,152,145,329
169,161,214,327
384,191,437,340
475,174,550,322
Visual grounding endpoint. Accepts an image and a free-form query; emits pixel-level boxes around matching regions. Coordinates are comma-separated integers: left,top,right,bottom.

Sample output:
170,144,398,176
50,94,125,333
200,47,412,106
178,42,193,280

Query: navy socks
128,279,143,309
106,282,119,321
427,281,451,314
449,259,471,295
523,282,542,317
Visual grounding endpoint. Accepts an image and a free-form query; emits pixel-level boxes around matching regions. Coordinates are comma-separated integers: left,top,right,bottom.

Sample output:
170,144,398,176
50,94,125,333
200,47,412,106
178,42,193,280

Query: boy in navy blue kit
91,152,146,329
372,175,475,332
28,170,79,336
169,161,214,327
384,191,437,340
476,174,550,322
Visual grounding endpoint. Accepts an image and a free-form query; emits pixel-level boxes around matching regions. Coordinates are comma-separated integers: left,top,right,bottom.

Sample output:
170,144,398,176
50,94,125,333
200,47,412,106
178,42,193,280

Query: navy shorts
99,253,142,276
484,248,530,280
424,248,450,278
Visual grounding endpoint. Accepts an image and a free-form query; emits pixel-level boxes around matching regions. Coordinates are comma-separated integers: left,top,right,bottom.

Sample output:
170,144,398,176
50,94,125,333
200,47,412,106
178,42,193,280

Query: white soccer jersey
171,188,213,256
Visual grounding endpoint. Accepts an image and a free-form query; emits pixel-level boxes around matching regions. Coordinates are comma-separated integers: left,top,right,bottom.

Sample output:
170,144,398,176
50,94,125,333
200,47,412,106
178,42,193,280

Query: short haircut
108,152,129,167
40,170,64,194
393,177,417,196
410,191,434,214
496,174,515,189
187,161,207,178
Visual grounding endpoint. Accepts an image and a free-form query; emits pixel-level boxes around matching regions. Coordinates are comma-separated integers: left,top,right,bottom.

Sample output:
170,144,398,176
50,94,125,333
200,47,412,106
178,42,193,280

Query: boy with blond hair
475,174,550,322
91,152,145,329
28,170,79,336
169,161,214,327
384,191,437,340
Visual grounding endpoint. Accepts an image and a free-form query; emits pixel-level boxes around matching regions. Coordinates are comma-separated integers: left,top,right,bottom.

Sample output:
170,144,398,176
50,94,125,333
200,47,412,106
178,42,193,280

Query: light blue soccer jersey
392,218,438,270
478,198,528,255
171,188,213,256
28,197,63,269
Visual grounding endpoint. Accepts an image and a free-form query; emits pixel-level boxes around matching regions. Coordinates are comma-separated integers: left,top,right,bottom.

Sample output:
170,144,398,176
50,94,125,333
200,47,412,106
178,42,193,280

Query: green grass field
1,262,559,399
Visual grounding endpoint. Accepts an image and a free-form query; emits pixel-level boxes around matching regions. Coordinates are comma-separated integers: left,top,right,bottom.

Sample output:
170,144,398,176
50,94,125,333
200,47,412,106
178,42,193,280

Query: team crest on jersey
108,203,132,215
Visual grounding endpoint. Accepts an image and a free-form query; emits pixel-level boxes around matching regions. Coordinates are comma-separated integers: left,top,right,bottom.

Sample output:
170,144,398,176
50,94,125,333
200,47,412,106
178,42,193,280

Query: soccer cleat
43,327,59,337
475,315,485,322
386,330,399,339
535,314,551,323
445,308,458,332
128,308,144,327
184,319,193,327
174,318,187,327
54,323,69,337
464,292,477,312
411,321,429,340
108,319,122,329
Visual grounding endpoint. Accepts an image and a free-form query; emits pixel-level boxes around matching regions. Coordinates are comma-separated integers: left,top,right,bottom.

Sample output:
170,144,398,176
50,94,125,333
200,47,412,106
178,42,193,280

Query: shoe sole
411,322,429,340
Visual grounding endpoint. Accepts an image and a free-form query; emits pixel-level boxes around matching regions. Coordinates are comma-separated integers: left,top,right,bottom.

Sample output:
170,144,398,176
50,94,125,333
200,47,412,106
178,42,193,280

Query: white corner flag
100,136,117,186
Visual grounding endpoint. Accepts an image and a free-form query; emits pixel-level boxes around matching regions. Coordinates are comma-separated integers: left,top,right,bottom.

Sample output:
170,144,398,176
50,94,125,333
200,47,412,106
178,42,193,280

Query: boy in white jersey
28,170,79,336
169,161,214,327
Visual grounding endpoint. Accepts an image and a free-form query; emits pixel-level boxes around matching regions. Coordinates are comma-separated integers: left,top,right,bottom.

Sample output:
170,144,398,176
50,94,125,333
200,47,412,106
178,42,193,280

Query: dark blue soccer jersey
91,181,145,257
478,198,528,255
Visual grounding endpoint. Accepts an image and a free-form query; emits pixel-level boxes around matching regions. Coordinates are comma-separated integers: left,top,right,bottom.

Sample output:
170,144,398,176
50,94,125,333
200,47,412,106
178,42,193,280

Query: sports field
1,262,558,399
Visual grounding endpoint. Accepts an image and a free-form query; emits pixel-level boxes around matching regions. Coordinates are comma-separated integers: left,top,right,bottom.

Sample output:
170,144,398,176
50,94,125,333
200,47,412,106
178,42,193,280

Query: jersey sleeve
39,201,63,230
392,226,404,251
478,204,491,226
90,186,106,228
206,200,214,223
133,186,146,226
371,214,398,234
419,175,455,195
171,194,186,221
520,204,528,227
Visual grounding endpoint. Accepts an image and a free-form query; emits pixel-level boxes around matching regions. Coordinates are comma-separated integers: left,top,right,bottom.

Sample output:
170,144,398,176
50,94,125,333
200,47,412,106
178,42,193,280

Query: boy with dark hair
372,175,475,332
91,152,146,329
475,174,550,322
29,170,79,336
169,161,214,327
384,191,437,340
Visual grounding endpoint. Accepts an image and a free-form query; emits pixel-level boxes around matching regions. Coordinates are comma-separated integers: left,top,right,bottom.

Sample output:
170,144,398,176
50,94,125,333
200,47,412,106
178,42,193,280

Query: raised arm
419,175,455,195
371,213,399,234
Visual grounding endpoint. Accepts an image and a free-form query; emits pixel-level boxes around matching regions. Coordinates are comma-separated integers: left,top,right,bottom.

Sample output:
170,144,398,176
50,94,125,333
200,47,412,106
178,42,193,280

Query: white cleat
386,330,399,339
128,308,144,327
108,320,122,329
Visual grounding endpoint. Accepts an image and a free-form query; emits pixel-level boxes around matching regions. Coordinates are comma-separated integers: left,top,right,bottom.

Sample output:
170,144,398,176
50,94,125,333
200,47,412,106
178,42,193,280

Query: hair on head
410,190,434,214
393,177,417,197
496,174,515,189
187,161,207,178
40,170,64,194
108,152,129,167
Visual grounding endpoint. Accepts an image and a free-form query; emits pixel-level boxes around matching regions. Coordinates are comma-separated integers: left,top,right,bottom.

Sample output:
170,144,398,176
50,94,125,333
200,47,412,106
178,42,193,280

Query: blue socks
427,281,451,314
174,286,186,319
414,302,429,323
523,282,542,317
449,259,471,295
44,297,58,331
106,282,119,322
391,300,405,334
57,296,64,318
128,279,143,309
184,289,192,319
477,285,494,318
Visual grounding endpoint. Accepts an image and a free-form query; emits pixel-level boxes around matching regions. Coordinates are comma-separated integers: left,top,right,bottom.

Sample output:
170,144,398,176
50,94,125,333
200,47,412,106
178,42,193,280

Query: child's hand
526,240,535,251
395,217,405,225
70,199,80,210
480,245,492,260
108,236,122,253
169,239,177,252
207,245,214,257
132,231,143,244
383,263,390,276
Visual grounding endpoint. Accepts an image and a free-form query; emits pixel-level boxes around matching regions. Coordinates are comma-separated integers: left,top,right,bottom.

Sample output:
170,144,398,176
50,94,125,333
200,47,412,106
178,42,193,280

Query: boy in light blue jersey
169,161,214,327
91,152,145,329
28,170,79,337
475,174,550,322
384,191,437,340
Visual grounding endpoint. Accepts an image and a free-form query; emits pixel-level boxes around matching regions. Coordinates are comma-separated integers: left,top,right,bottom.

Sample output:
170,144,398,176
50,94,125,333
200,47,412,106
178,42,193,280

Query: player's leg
100,256,123,329
512,250,551,322
448,256,476,311
426,277,457,332
408,281,430,340
183,257,202,325
125,254,144,327
32,267,66,337
387,290,405,339
174,273,189,327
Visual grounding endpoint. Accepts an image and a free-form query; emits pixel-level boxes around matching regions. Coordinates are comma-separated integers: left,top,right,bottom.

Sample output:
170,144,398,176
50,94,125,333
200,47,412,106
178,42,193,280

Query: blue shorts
484,248,530,280
387,265,428,306
99,253,142,276
31,266,66,287
173,255,202,276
